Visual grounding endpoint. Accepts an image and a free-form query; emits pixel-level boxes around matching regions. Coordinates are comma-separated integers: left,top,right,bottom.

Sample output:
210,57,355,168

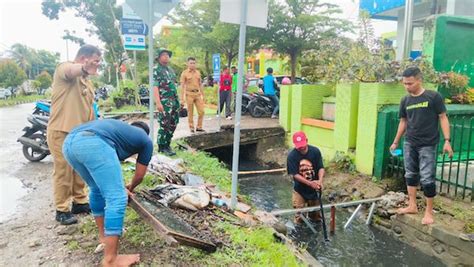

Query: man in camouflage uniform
153,48,180,156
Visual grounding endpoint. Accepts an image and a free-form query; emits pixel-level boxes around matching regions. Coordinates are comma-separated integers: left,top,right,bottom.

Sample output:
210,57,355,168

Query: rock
94,243,105,254
80,241,95,248
57,225,78,235
0,241,8,249
393,225,402,235
273,222,288,235
28,239,41,248
255,210,278,225
431,240,445,254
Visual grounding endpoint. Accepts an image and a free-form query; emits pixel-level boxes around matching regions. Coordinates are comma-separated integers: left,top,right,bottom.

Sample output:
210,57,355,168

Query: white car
0,88,8,99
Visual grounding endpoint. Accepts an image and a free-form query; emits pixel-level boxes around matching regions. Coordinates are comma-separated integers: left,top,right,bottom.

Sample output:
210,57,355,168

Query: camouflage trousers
157,101,179,146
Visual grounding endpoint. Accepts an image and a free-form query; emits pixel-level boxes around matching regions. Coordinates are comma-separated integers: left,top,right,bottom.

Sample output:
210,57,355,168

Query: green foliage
440,72,470,96
208,223,302,266
9,43,59,78
66,240,80,251
330,151,356,173
175,148,232,193
42,0,125,84
0,59,27,88
0,94,46,107
35,71,53,89
111,79,140,108
266,0,352,81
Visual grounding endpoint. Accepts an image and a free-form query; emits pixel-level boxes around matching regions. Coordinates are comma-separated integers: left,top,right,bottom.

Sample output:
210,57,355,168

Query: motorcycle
240,92,254,114
18,114,50,162
33,100,51,115
247,90,280,118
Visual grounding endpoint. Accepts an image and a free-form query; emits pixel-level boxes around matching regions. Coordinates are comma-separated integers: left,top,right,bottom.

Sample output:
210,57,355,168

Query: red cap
292,131,308,149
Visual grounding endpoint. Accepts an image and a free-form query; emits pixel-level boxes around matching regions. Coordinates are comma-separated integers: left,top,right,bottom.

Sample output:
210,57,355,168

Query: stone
393,225,402,235
414,230,428,243
0,241,8,249
432,240,445,254
57,225,78,235
449,246,461,257
28,239,41,248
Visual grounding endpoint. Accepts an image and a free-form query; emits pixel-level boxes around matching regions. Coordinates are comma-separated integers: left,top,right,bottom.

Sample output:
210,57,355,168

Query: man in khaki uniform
180,57,205,133
47,44,102,225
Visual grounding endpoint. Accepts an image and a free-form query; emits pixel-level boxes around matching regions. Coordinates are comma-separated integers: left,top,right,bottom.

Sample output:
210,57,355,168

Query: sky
0,0,397,62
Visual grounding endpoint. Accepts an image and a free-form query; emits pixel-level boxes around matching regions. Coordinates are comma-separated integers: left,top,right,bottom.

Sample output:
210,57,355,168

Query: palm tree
10,43,33,78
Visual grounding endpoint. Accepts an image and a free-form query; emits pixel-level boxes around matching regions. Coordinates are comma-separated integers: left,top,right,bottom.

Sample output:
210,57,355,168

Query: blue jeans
267,95,279,116
63,131,127,236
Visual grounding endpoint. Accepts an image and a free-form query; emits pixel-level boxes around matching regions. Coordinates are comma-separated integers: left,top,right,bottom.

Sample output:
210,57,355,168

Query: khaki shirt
180,69,201,95
48,62,95,133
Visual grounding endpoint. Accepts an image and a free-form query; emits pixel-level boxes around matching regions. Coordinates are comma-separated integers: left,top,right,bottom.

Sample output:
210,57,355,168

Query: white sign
122,3,142,20
123,34,146,51
126,0,181,26
220,0,268,29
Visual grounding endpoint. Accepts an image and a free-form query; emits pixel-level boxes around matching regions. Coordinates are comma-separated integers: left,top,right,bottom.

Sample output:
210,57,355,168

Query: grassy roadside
77,148,303,265
0,94,47,107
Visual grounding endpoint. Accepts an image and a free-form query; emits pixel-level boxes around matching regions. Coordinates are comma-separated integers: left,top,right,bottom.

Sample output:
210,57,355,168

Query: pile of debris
129,155,253,252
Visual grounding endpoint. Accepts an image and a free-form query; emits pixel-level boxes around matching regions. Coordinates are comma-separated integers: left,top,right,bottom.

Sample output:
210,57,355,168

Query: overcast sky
0,0,397,62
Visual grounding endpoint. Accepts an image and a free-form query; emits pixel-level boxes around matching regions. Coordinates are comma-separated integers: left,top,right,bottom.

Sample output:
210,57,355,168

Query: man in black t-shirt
287,131,325,223
390,67,453,225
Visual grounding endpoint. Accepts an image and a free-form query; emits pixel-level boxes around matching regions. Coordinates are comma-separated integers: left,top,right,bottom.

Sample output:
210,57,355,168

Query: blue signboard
120,18,148,35
359,0,421,19
212,53,220,83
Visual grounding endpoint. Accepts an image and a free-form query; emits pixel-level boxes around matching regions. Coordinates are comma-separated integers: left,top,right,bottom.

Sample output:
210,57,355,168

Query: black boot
56,211,78,225
71,202,91,214
162,145,176,156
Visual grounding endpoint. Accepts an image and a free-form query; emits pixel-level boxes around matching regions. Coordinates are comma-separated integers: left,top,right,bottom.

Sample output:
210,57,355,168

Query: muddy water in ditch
238,172,444,267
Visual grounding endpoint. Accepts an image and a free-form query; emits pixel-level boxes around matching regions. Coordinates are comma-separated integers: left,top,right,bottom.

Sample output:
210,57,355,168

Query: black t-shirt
399,90,446,146
287,145,324,200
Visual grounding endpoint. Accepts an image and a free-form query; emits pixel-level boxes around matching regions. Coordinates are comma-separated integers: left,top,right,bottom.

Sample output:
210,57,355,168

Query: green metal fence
380,107,474,201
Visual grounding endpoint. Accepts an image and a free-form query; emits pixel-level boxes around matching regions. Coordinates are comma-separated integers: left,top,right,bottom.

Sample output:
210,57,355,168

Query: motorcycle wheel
248,102,264,118
22,133,48,162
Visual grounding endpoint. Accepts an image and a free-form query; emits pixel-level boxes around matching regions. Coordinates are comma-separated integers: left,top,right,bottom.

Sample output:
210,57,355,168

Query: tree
266,0,352,82
10,43,33,78
0,60,28,88
170,0,267,75
42,0,126,85
35,71,53,89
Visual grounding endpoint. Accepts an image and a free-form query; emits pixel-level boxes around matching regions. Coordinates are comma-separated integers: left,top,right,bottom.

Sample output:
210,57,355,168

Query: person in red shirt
219,66,233,119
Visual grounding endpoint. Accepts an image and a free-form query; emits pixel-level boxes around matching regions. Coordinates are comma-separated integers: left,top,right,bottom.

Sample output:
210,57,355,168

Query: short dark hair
131,121,150,135
231,66,236,69
187,57,196,61
402,67,422,79
223,66,228,70
267,67,273,74
75,44,101,59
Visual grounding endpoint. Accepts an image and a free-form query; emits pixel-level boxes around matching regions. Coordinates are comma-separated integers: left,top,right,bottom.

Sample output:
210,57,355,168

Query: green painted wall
355,83,406,175
335,83,360,152
289,84,333,133
301,124,336,160
279,85,292,131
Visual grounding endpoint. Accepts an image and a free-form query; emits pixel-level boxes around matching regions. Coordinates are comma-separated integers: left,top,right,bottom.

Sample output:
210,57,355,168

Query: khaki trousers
47,130,88,212
186,93,205,129
292,190,321,224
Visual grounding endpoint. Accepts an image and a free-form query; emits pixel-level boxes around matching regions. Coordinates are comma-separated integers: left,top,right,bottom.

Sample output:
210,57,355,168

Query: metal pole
148,0,155,142
271,197,383,216
366,202,377,225
133,50,137,83
300,214,317,234
230,0,248,209
344,204,363,229
402,0,414,59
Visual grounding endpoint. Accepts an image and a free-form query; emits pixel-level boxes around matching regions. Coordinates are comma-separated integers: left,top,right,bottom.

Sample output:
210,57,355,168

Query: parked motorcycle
247,90,280,118
240,92,254,114
32,100,51,115
18,114,50,162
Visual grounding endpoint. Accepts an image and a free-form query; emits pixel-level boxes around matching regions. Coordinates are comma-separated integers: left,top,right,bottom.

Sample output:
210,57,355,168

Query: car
0,88,9,99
